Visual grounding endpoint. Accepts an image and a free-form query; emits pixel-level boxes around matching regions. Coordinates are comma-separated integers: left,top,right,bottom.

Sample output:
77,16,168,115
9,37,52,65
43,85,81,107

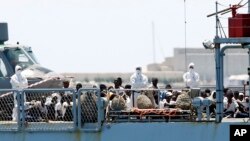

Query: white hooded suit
130,67,148,107
183,63,199,88
10,65,28,121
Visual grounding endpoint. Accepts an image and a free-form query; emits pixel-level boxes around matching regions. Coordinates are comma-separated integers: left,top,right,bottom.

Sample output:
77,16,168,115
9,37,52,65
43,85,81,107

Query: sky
0,0,248,73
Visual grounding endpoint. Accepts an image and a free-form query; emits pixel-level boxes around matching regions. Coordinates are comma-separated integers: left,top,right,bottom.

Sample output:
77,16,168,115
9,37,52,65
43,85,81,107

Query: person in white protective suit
10,65,28,121
130,67,148,107
183,62,200,88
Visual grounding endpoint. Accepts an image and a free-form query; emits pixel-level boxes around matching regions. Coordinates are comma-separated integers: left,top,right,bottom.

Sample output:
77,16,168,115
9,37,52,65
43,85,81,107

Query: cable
184,0,187,87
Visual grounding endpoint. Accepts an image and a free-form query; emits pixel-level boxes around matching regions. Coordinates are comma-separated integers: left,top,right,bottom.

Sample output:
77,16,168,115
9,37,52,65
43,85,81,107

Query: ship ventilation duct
0,23,9,44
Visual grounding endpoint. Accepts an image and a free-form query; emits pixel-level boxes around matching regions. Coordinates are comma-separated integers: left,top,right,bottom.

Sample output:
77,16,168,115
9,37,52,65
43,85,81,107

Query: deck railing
0,87,249,132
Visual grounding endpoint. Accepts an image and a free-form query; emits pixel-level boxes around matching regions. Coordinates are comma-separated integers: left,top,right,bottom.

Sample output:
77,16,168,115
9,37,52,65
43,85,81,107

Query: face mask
136,70,141,75
189,68,194,72
16,70,21,75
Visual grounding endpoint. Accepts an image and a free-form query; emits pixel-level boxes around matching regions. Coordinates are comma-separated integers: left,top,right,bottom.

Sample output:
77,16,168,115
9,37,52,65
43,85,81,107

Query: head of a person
201,91,207,98
52,96,58,104
99,84,107,91
113,79,120,88
165,84,173,92
165,84,172,89
166,92,173,102
239,92,244,101
117,77,122,86
188,62,194,70
246,97,249,103
40,95,47,105
205,88,211,96
99,84,107,97
223,87,229,96
76,83,82,91
151,77,158,86
226,89,234,101
233,91,239,100
108,86,115,94
212,91,216,99
63,80,70,88
124,84,132,96
135,67,142,75
15,65,22,75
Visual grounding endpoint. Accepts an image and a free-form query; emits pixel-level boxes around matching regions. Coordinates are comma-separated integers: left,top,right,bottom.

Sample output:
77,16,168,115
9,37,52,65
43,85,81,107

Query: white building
147,48,249,84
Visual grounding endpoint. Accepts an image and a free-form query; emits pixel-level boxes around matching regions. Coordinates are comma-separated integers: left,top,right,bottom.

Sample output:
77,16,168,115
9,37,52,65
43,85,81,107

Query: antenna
184,0,187,72
207,0,246,18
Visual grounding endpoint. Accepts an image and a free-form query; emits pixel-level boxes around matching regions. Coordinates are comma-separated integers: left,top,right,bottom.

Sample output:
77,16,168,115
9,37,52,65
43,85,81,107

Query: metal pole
248,0,250,13
73,90,77,130
184,0,187,74
17,90,21,130
215,44,222,122
249,48,250,118
214,1,223,122
215,1,219,38
78,90,81,129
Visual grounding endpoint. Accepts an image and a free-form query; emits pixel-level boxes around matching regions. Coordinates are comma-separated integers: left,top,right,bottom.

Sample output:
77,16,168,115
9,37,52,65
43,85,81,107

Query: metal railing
0,88,103,132
0,89,18,131
0,87,249,132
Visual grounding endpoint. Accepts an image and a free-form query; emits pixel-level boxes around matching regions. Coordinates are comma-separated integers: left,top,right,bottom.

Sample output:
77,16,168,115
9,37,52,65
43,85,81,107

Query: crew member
183,62,199,88
130,67,148,107
10,65,28,121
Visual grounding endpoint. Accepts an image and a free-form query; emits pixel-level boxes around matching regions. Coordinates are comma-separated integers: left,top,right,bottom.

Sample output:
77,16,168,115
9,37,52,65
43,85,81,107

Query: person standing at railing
114,79,124,96
183,62,200,88
117,77,124,88
130,66,148,107
146,77,159,108
10,65,28,121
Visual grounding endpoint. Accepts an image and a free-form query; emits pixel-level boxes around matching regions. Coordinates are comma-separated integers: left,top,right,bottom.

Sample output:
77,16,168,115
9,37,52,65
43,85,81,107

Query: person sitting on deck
223,89,248,118
124,84,132,110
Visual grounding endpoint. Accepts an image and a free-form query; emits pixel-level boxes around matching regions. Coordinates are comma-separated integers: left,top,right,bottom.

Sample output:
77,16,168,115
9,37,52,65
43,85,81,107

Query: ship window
3,48,34,70
23,47,39,64
18,54,29,62
0,58,7,77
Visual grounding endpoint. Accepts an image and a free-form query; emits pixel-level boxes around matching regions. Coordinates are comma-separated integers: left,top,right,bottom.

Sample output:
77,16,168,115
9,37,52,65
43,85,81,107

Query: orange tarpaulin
131,108,180,117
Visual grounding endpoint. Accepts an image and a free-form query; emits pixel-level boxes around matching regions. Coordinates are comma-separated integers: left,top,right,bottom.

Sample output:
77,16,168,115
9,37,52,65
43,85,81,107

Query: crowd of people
1,64,249,122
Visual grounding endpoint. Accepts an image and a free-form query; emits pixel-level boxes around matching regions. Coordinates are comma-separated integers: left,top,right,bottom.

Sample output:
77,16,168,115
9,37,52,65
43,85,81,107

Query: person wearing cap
183,62,200,88
130,67,148,107
237,92,249,114
10,65,28,121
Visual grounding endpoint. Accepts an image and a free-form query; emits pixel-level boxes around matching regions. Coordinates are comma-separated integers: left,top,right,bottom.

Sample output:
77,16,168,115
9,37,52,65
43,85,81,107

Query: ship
0,1,250,141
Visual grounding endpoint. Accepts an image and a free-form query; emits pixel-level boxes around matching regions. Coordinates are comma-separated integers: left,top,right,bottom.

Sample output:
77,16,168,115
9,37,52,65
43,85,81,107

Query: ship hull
1,121,249,141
